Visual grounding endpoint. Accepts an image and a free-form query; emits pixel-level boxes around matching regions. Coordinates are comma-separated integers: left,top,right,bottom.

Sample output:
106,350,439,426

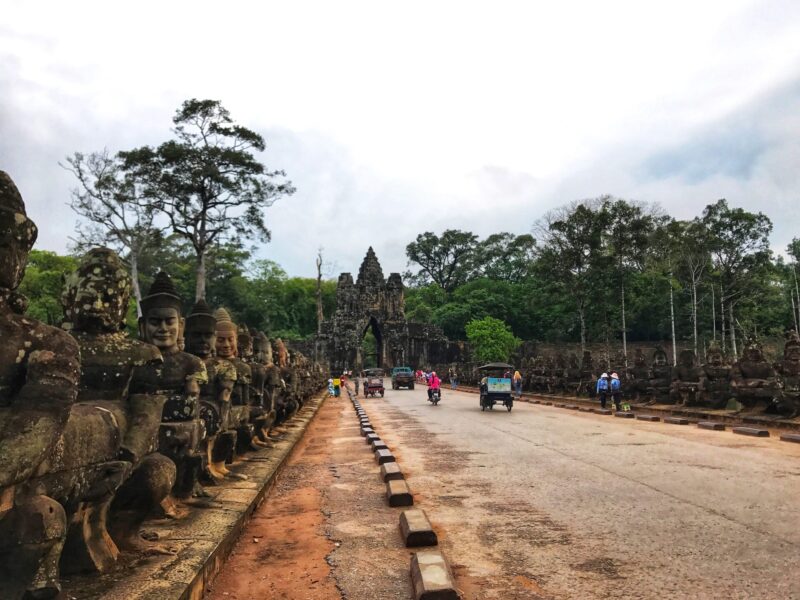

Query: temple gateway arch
315,248,460,373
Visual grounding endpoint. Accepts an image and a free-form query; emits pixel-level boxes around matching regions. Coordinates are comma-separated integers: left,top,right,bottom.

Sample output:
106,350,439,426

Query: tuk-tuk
363,368,385,398
478,363,514,412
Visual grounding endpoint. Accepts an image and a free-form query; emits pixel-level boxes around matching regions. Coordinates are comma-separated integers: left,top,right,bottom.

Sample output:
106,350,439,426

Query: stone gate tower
316,247,452,373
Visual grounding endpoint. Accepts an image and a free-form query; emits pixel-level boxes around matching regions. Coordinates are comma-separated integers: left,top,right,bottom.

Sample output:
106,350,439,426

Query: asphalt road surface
367,382,800,599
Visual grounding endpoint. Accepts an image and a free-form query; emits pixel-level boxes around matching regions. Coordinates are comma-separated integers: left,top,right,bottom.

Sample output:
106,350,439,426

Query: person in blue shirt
610,372,622,411
596,372,610,409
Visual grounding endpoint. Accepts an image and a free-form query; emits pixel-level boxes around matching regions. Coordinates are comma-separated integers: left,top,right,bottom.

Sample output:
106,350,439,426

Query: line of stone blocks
386,479,413,507
401,509,437,547
732,426,770,437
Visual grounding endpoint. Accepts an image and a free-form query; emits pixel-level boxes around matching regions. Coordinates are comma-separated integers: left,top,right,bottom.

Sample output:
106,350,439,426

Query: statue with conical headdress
701,340,732,408
774,330,800,417
730,334,779,411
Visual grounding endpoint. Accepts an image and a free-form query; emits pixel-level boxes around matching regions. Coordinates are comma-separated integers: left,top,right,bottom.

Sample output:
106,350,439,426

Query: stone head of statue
706,341,725,367
62,247,131,333
634,348,646,367
652,346,668,367
139,271,184,353
0,171,38,294
213,307,238,359
274,338,288,369
255,331,273,365
185,299,216,359
743,336,764,362
237,326,253,359
784,330,800,363
678,349,696,367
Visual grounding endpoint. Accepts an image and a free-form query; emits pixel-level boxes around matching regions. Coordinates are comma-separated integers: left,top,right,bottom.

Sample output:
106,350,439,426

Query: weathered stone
664,417,690,425
698,421,726,431
361,427,375,437
366,433,380,445
595,408,613,415
386,479,413,506
380,462,404,482
732,426,770,437
400,509,437,547
371,439,388,452
375,449,396,465
636,415,660,422
615,412,635,419
410,551,458,600
780,433,800,443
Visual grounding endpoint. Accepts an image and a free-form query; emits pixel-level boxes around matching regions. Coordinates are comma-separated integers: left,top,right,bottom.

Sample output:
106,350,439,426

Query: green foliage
18,250,78,326
465,316,521,363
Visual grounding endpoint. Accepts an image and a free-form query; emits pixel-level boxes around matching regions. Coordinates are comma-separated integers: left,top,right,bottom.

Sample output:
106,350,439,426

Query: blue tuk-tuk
478,362,514,412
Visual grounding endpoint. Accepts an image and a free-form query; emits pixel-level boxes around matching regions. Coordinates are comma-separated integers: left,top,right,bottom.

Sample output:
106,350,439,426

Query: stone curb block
543,401,553,406
410,551,459,600
371,439,389,452
595,409,612,415
578,407,592,412
361,427,374,437
664,416,689,425
780,433,800,443
387,479,414,507
366,433,380,445
380,462,405,482
636,415,660,422
698,421,726,431
614,412,635,419
565,404,579,410
400,509,438,547
733,426,770,437
375,449,396,465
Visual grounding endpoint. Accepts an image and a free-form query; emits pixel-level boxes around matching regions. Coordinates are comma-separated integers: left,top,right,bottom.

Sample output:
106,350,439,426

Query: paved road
366,383,800,599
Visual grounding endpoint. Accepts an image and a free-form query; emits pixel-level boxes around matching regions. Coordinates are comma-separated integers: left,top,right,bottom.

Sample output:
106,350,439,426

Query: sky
2,0,800,278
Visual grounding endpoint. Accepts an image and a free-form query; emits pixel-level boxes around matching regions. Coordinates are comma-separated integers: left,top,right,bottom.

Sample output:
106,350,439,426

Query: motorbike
428,388,441,406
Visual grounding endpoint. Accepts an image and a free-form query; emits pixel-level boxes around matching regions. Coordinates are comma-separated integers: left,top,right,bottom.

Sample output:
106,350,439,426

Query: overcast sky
3,1,800,278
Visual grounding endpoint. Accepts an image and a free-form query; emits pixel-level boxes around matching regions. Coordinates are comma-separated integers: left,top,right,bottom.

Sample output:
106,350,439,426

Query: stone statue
775,330,800,417
565,353,582,396
579,351,595,397
184,300,237,483
238,327,270,448
701,341,732,408
59,248,176,558
213,308,254,458
628,348,650,402
133,272,209,502
258,332,284,438
0,171,82,599
730,336,779,412
669,349,704,406
646,346,672,403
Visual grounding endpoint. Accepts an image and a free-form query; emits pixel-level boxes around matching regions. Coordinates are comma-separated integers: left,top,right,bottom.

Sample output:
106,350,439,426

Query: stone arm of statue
0,332,81,488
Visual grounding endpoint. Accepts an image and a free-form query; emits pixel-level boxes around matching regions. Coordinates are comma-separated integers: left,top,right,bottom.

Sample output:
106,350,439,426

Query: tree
702,199,772,357
17,250,79,326
473,233,537,282
465,316,521,364
62,150,164,315
120,99,295,301
405,229,479,293
788,238,800,330
672,219,712,356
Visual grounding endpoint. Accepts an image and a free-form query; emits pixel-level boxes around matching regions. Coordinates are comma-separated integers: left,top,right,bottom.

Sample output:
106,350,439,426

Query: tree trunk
792,292,799,332
578,301,586,355
195,250,206,301
316,251,324,335
669,270,677,365
620,281,628,366
720,290,726,354
691,279,698,356
711,284,717,342
729,303,737,358
130,252,143,318
794,265,800,330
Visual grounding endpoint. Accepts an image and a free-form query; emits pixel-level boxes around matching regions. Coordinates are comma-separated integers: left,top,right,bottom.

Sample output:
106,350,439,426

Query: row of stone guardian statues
447,339,800,417
0,171,327,599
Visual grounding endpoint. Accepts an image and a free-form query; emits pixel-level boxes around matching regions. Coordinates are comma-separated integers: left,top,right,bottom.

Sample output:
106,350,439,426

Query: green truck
391,367,415,390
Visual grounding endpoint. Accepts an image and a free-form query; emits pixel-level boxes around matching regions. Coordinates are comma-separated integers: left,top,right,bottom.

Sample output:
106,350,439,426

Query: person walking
353,373,360,395
596,372,610,409
610,372,622,411
513,369,523,398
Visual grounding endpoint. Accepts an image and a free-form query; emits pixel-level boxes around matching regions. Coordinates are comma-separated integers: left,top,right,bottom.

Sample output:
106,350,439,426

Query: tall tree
473,233,537,282
120,99,295,301
702,199,772,357
405,229,479,294
63,150,164,315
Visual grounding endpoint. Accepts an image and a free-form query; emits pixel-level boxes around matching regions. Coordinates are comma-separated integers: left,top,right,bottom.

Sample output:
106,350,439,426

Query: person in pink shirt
427,371,441,400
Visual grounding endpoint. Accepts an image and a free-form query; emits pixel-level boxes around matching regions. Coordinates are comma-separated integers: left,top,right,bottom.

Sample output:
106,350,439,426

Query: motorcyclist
428,371,441,401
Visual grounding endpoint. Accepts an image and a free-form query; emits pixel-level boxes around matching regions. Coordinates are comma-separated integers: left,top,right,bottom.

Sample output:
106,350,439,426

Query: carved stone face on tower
0,171,38,292
185,300,217,358
214,307,238,359
139,271,184,352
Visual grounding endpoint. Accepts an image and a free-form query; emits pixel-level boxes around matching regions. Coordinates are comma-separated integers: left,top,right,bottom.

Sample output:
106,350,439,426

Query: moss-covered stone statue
730,336,779,412
213,308,254,458
669,349,704,406
184,301,238,483
775,330,800,417
133,272,209,501
238,328,271,448
60,248,176,558
0,171,82,599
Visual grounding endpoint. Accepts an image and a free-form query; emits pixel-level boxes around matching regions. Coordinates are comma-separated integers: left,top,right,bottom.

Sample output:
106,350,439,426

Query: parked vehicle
478,363,514,412
363,368,385,398
391,366,415,390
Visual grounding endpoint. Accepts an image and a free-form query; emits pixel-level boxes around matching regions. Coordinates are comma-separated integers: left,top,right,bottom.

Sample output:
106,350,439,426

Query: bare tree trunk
130,252,143,318
729,303,737,358
792,292,799,332
669,270,677,365
711,285,717,342
720,290,726,354
794,265,800,330
620,281,628,366
316,249,324,335
195,250,206,301
691,279,698,356
578,301,586,355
